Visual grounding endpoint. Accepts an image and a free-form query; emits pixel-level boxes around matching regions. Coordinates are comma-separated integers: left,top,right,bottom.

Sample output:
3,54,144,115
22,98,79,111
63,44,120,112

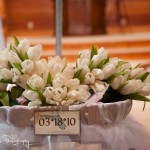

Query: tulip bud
27,44,42,61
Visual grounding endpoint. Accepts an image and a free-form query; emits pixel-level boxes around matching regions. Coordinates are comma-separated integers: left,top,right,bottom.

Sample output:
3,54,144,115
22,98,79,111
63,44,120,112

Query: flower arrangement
0,37,150,107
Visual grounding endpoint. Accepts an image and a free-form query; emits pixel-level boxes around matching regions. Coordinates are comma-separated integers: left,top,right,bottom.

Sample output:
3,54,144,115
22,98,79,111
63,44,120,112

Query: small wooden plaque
34,110,80,135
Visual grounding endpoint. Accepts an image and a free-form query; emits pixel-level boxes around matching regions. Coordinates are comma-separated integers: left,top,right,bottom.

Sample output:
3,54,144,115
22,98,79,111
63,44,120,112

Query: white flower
78,84,89,91
92,47,108,68
144,74,150,83
65,78,80,90
0,83,7,90
23,90,39,101
77,50,90,67
46,99,58,105
75,66,90,76
130,68,145,78
19,74,31,89
90,80,107,92
91,69,104,80
28,99,42,106
11,68,21,82
18,38,30,58
61,66,74,82
48,56,66,78
27,44,42,61
67,90,79,101
43,87,53,99
111,75,127,90
53,87,67,102
52,76,64,88
140,83,150,96
0,50,9,69
84,73,95,84
0,68,13,80
61,99,74,106
27,74,45,88
109,58,119,67
116,62,131,73
119,80,144,95
8,51,22,65
102,64,116,80
21,60,34,75
78,90,91,102
35,59,48,76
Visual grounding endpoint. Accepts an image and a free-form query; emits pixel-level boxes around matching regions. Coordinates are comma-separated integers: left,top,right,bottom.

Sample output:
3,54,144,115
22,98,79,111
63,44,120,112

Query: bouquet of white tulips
0,37,150,108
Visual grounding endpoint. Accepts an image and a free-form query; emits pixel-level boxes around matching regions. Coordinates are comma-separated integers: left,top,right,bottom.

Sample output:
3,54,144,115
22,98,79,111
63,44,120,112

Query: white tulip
77,50,90,67
52,75,64,88
48,56,66,78
78,84,89,91
119,80,143,95
27,74,45,89
144,74,150,83
65,78,80,90
27,44,42,61
0,68,13,80
43,87,53,99
78,90,91,102
35,59,48,76
18,38,30,57
46,99,58,105
140,83,150,96
91,69,104,80
0,83,7,90
23,90,39,101
92,47,108,68
53,87,67,102
28,99,42,106
21,60,34,75
109,58,119,67
116,62,131,73
0,50,9,69
75,65,90,76
61,66,74,82
19,74,31,89
102,64,116,80
90,80,107,92
61,99,74,106
130,68,145,78
8,51,22,65
84,73,95,85
67,90,79,101
11,68,21,82
111,75,127,90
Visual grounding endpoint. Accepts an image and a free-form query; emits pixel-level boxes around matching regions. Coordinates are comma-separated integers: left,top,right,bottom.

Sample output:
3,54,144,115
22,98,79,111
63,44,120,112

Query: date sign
34,110,80,135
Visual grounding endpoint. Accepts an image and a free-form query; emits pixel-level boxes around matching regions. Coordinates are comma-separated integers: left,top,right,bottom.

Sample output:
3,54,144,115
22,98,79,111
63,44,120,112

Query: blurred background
0,0,150,67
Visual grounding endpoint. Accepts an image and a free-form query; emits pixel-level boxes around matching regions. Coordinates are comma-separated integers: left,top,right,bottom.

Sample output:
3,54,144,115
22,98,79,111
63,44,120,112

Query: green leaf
90,44,98,59
13,35,19,46
97,57,109,69
73,69,82,78
13,63,22,71
89,60,93,70
116,61,128,68
0,79,13,84
9,44,13,51
47,72,52,85
13,46,24,61
11,86,24,98
36,89,45,103
140,72,150,82
0,91,9,106
124,93,150,102
9,98,20,106
134,63,141,69
24,52,29,60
